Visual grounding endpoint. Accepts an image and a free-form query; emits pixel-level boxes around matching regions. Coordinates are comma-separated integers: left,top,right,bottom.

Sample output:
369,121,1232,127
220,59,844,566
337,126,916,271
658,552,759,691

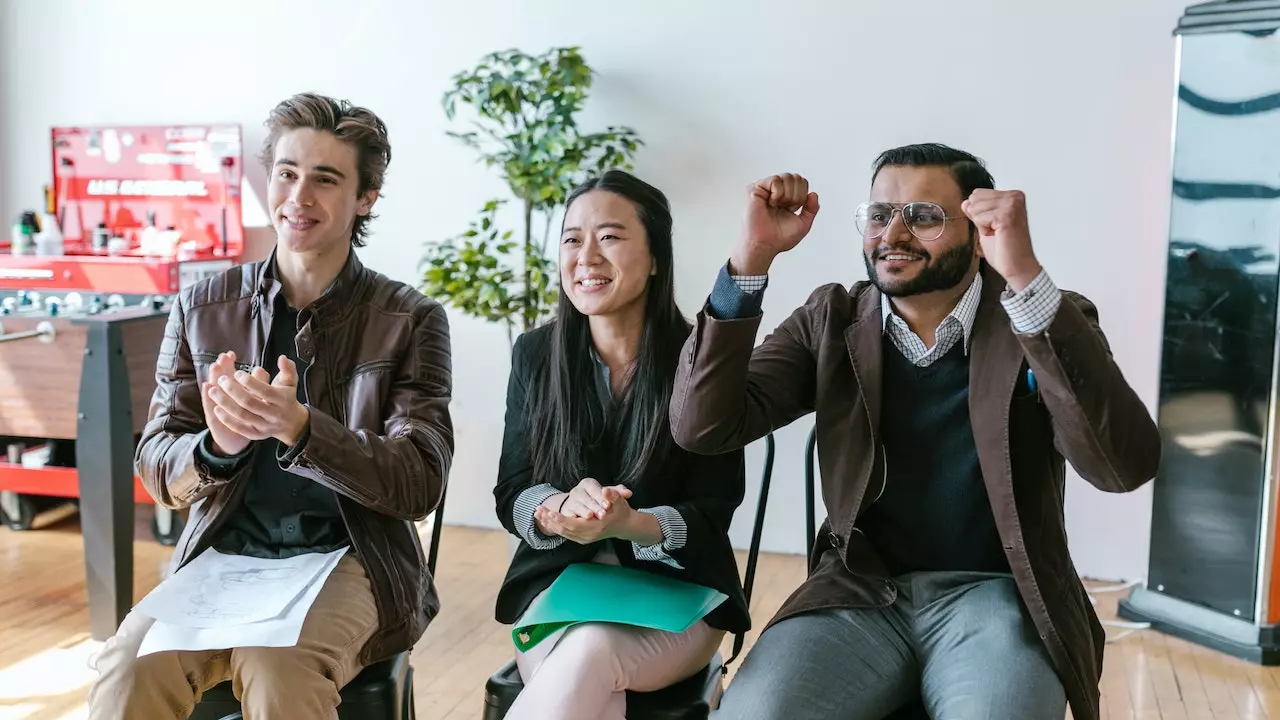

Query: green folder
512,563,728,652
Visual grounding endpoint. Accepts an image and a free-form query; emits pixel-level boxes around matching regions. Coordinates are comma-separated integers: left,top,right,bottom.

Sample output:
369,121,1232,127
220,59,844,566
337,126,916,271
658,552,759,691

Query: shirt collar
880,271,984,352
258,248,354,315
588,345,616,409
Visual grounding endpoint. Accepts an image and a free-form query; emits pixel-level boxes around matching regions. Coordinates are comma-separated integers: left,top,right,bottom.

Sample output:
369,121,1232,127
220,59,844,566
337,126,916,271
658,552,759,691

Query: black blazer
493,325,751,634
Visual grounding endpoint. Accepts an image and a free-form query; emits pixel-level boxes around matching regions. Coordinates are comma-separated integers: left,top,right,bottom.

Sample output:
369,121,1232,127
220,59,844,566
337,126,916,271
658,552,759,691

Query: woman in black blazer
493,170,750,720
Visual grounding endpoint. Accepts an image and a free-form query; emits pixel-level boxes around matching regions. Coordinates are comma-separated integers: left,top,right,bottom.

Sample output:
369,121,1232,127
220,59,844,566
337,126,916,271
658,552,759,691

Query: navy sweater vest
859,340,1010,576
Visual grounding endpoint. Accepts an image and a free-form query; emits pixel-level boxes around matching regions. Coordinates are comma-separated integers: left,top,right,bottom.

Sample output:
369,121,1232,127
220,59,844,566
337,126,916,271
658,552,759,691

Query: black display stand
1118,0,1280,664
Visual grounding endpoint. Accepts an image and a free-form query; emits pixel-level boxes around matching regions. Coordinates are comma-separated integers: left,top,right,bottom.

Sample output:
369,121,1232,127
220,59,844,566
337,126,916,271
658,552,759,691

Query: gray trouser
712,571,1067,720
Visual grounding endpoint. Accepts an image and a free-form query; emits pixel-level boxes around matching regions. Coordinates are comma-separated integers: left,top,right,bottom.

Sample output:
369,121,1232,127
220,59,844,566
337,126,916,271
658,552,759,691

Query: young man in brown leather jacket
86,92,454,720
672,144,1160,720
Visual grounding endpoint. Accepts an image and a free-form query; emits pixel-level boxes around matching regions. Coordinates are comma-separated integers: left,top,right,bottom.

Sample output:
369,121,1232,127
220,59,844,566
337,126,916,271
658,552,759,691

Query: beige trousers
86,554,379,720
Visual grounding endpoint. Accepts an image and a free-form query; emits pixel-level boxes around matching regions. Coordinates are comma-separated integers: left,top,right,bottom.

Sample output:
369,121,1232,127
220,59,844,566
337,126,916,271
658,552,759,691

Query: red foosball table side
0,463,153,504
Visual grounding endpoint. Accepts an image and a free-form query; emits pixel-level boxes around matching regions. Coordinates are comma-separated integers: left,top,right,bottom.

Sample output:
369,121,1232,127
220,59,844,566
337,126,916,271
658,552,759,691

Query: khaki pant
87,554,379,720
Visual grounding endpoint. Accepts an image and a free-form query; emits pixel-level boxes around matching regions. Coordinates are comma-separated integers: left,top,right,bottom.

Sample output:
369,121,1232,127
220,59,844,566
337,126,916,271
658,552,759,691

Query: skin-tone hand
729,172,821,276
557,477,619,520
534,480,663,546
201,351,252,456
206,354,310,447
960,189,1044,292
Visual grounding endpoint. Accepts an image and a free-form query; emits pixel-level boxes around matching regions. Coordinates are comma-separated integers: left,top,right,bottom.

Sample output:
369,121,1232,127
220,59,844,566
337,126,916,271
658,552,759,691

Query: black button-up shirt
198,290,349,559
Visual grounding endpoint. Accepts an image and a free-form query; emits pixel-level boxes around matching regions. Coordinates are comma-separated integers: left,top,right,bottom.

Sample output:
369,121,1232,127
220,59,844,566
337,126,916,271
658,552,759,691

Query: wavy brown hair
259,92,391,247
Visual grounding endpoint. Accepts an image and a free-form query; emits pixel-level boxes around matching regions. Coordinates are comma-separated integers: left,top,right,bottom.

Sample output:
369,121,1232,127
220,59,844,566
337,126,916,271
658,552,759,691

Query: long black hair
524,169,691,490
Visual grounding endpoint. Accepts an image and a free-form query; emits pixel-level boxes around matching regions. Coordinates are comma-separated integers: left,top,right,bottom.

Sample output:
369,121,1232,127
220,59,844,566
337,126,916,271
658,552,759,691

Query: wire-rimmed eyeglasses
855,201,966,242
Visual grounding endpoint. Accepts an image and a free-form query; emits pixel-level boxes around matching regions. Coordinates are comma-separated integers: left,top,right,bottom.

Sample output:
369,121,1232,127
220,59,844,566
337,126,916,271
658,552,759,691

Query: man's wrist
208,433,249,458
729,248,775,277
279,403,311,447
1002,260,1044,293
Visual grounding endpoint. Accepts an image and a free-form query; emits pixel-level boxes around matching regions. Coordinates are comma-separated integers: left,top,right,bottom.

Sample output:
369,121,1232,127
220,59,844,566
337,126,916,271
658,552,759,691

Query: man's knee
923,582,1065,720
926,665,1065,720
233,644,337,681
715,663,789,716
713,626,810,718
232,645,343,705
88,617,213,720
93,647,184,710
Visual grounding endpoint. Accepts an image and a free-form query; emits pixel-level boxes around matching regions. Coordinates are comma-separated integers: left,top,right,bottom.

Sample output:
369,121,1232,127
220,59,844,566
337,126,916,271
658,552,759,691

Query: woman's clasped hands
535,478,646,545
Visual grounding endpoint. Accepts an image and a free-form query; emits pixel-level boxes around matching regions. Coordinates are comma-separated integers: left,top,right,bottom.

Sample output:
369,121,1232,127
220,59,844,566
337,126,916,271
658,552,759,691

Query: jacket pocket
339,361,397,430
191,351,254,385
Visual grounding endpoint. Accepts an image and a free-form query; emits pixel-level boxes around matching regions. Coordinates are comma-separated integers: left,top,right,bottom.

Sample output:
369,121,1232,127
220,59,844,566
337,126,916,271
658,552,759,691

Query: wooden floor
0,505,1275,719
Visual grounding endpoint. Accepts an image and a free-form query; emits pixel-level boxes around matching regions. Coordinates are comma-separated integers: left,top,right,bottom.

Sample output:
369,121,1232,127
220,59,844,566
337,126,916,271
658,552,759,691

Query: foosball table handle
0,321,57,344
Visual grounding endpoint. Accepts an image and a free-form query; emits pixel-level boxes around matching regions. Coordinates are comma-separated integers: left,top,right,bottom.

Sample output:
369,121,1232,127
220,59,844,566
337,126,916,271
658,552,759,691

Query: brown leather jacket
135,250,454,664
670,264,1161,720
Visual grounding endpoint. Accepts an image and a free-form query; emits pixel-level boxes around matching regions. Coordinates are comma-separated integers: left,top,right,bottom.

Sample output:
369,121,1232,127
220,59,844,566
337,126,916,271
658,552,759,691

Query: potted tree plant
420,46,644,347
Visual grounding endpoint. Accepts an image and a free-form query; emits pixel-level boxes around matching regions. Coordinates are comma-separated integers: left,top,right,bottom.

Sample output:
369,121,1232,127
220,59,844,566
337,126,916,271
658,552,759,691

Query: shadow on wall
590,67,747,210
237,124,276,263
0,0,12,226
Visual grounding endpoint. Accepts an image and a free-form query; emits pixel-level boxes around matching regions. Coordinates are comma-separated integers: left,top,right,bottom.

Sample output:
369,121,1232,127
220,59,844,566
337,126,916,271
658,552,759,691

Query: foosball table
0,287,177,541
0,262,228,641
0,122,247,640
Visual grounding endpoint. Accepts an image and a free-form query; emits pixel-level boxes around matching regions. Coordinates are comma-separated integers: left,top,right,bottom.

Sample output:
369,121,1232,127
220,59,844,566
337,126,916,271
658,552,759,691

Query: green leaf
423,46,643,328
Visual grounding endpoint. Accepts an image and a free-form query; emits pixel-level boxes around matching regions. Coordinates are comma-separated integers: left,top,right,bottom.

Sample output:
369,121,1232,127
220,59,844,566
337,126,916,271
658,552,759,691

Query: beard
863,233,976,298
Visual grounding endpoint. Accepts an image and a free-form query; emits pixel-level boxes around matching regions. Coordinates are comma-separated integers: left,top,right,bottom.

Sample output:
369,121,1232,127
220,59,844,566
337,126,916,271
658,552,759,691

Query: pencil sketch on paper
134,546,348,628
183,566,308,621
137,548,349,657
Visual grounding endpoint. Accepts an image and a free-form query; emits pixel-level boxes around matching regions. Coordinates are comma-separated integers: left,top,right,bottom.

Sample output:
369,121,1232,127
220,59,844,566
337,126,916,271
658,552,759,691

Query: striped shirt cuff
1001,270,1062,335
513,484,567,550
633,506,687,569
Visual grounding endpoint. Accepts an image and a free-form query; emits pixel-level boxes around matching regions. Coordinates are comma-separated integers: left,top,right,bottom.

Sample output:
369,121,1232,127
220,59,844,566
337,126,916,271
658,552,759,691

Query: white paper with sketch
136,546,347,657
133,545,348,627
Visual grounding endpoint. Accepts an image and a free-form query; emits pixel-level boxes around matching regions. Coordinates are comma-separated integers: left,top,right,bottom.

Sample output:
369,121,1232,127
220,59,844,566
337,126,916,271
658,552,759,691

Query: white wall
0,0,10,219
1,0,1189,582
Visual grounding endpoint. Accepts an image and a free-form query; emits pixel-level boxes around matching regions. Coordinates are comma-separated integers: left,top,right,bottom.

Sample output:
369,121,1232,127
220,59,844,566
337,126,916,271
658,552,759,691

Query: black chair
189,486,447,720
483,434,778,720
804,427,930,720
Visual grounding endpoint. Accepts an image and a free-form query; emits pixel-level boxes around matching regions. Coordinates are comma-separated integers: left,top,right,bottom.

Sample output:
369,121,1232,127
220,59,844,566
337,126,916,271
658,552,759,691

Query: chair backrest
428,485,447,576
723,432,776,669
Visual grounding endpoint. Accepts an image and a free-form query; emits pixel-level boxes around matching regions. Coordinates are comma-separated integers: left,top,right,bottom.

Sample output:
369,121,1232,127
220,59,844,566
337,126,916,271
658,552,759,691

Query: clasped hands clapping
200,350,310,456
535,478,644,545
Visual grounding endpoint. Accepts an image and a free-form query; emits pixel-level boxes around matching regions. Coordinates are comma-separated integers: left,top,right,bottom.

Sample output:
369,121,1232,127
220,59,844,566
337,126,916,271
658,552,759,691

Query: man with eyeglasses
670,143,1159,720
